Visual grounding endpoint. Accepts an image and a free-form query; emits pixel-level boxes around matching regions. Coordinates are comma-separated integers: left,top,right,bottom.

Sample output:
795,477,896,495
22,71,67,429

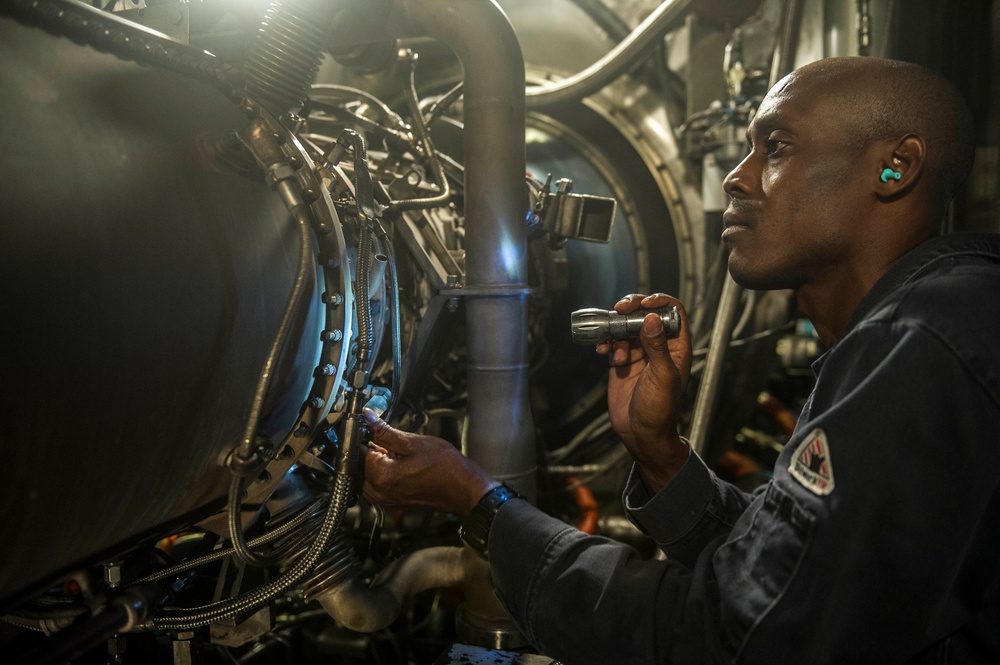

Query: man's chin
726,257,793,291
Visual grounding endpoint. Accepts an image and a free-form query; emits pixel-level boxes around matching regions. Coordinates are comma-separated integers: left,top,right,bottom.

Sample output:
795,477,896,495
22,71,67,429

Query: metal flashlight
570,306,681,344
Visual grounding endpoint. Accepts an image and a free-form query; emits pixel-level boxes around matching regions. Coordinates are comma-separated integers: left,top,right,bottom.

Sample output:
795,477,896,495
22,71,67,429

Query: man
362,57,1000,663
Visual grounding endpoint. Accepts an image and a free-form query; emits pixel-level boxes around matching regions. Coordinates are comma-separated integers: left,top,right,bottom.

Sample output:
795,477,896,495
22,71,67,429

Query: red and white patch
789,428,835,495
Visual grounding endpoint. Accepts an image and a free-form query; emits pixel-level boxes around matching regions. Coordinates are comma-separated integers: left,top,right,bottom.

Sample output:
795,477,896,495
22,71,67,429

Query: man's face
721,74,875,291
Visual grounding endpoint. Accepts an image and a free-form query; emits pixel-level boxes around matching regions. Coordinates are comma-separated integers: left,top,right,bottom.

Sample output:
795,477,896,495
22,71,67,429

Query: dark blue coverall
490,233,1000,664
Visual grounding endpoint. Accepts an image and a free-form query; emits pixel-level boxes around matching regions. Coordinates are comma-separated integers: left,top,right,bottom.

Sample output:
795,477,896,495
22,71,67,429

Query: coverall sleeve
623,451,760,569
488,321,1000,664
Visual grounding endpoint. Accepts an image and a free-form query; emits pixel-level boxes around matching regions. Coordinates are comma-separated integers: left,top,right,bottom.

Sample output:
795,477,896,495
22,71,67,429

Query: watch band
460,483,522,560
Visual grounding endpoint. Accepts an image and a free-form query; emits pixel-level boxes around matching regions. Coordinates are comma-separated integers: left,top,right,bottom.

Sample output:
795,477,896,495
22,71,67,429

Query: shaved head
775,57,975,218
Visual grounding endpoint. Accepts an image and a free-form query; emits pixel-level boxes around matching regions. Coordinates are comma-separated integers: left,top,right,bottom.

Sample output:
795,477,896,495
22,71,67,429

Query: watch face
461,484,522,559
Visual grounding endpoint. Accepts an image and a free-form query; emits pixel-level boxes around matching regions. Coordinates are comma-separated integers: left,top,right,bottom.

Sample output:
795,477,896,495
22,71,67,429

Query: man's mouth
722,209,754,238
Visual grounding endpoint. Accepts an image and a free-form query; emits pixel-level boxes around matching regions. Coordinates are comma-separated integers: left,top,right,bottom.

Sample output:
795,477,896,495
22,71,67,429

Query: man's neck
797,229,936,348
796,276,870,348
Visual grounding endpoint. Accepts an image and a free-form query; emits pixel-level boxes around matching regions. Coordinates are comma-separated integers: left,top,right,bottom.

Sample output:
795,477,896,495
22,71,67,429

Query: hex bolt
104,562,122,589
322,292,344,306
309,396,326,409
289,156,303,170
272,132,285,145
321,329,343,343
319,363,337,376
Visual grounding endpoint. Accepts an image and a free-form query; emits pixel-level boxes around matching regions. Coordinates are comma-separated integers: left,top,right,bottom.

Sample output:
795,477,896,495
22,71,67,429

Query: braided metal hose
133,497,327,585
243,0,337,114
338,129,378,361
356,220,375,358
273,525,362,601
152,472,354,631
0,0,244,103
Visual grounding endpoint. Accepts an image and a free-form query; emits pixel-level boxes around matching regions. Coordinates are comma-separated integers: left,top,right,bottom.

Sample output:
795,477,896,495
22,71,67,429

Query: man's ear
876,134,925,199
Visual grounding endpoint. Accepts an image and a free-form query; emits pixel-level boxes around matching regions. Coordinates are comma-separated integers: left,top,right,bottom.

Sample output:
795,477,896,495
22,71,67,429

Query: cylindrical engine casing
0,17,324,608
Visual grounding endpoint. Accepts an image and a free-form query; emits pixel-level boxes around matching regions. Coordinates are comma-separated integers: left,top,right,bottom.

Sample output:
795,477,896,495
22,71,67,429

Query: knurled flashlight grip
570,306,681,344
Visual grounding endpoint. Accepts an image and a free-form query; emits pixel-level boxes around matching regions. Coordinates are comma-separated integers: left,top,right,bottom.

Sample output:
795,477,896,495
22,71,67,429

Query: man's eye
765,139,784,154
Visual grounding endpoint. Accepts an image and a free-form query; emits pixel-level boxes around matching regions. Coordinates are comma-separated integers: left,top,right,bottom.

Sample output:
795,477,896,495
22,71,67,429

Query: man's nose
723,154,754,199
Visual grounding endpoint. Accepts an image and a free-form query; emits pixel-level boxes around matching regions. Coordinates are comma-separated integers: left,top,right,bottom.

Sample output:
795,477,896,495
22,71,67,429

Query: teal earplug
880,168,902,182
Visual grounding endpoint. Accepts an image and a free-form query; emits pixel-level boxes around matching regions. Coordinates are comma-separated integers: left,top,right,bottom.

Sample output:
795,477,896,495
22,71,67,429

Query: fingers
609,339,640,367
638,296,692,384
613,292,673,313
363,408,412,455
613,293,647,314
638,312,673,368
603,293,684,367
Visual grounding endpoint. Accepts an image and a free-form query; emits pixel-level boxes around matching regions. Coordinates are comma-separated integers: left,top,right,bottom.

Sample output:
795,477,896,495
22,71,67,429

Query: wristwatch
460,483,522,560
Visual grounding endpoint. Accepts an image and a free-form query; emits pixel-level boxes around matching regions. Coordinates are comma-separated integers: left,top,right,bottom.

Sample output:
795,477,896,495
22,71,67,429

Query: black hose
243,0,337,114
421,81,464,127
0,0,244,104
133,497,327,584
226,201,313,568
226,477,280,568
152,472,354,631
232,203,313,465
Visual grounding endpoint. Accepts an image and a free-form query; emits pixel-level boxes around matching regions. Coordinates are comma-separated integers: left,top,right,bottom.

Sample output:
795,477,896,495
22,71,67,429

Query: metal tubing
688,273,742,455
390,0,533,646
395,0,536,498
315,546,464,632
769,0,807,87
525,0,697,109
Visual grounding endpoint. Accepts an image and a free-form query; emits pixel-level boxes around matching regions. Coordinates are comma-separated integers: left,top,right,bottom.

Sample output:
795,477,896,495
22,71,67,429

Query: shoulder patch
789,428,835,495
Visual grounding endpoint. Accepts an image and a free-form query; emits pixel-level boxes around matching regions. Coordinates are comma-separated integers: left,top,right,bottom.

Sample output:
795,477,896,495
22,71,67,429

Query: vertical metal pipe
688,273,742,455
395,0,535,499
393,0,533,648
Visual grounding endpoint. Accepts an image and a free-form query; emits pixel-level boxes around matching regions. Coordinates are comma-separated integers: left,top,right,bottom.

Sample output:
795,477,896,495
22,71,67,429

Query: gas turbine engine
0,0,622,661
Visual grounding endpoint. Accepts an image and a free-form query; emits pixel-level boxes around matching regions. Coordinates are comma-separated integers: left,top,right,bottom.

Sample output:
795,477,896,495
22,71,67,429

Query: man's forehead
747,98,796,136
749,72,841,135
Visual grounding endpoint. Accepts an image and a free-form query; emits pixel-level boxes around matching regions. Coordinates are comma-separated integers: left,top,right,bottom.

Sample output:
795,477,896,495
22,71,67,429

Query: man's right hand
595,293,692,494
362,410,499,517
